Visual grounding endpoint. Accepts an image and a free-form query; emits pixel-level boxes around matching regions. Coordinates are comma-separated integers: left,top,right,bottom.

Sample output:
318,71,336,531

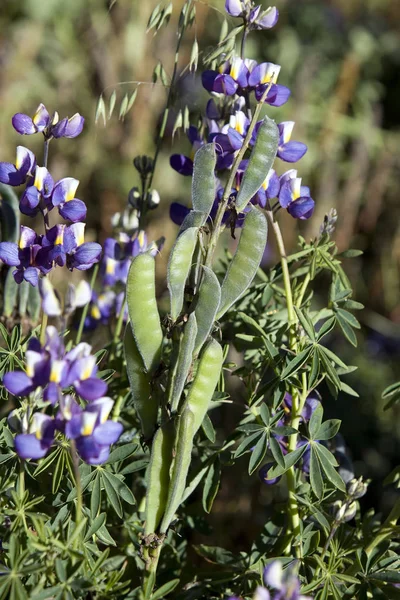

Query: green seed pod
217,206,268,319
192,143,216,216
193,266,221,355
186,338,223,434
235,116,279,213
179,209,207,234
126,252,163,374
167,227,198,321
159,408,195,534
124,324,156,441
144,420,175,535
169,313,197,413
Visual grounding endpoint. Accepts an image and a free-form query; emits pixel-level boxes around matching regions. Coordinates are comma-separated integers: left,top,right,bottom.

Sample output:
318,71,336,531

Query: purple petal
93,421,123,445
169,202,190,226
75,378,108,401
225,0,242,16
278,180,294,208
58,199,87,222
32,104,50,131
0,242,20,266
256,7,279,29
3,371,33,396
15,146,36,177
278,141,307,163
43,381,61,404
19,226,38,248
12,113,36,135
20,186,41,213
14,434,51,460
0,162,25,186
51,177,79,206
51,118,68,138
69,242,102,270
170,154,193,176
264,84,291,107
287,196,315,220
23,267,39,286
75,436,110,464
64,114,85,138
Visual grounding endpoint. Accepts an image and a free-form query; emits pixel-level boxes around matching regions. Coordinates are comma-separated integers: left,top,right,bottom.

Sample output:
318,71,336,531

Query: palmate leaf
310,446,324,499
280,346,313,380
151,579,180,600
248,432,268,474
234,430,263,458
294,306,316,341
267,445,307,479
202,459,221,513
314,444,345,492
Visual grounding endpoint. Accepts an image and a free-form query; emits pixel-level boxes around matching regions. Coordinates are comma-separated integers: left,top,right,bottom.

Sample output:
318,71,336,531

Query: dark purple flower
277,122,307,163
0,225,46,286
19,166,54,217
63,223,102,271
202,58,251,97
259,463,281,485
14,414,55,460
225,1,279,30
278,170,315,220
49,177,86,222
0,146,36,186
12,103,84,140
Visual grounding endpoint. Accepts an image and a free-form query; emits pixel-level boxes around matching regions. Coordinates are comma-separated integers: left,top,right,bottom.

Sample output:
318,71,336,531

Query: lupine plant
0,1,399,599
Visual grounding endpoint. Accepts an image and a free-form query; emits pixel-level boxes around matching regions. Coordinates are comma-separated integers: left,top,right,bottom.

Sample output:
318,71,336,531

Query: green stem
40,312,48,346
70,440,83,540
205,82,274,270
18,459,25,498
265,210,303,557
113,292,127,345
141,543,163,599
75,264,99,345
296,273,311,308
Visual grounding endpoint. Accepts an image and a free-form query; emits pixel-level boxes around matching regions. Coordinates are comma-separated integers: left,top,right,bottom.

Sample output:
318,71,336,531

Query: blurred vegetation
1,0,399,550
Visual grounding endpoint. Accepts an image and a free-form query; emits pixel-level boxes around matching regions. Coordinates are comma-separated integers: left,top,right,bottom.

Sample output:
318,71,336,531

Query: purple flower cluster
4,326,122,464
0,104,101,286
170,3,315,224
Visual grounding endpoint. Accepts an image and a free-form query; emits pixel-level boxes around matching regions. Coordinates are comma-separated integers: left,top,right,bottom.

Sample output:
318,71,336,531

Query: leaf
314,443,345,491
106,443,138,464
294,307,316,341
248,432,268,475
269,436,285,468
319,349,341,388
281,346,313,380
234,430,263,458
84,513,106,542
336,308,361,329
314,419,341,441
309,349,320,389
0,184,20,243
259,403,270,426
238,312,267,339
310,447,323,499
235,116,279,212
201,413,216,443
90,473,102,519
151,579,180,600
102,470,135,505
336,313,358,346
316,316,336,341
309,404,323,440
267,444,307,479
101,471,122,517
202,459,221,513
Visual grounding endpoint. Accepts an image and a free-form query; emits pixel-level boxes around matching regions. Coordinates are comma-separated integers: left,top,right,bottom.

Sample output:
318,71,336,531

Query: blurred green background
1,0,399,549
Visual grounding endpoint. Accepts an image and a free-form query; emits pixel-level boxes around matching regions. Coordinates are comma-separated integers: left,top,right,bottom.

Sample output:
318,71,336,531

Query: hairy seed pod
124,324,156,441
169,313,198,413
193,266,221,355
217,206,268,319
167,226,198,321
159,408,195,534
127,252,163,374
144,420,175,535
179,209,207,234
186,338,223,434
192,143,216,216
235,116,279,213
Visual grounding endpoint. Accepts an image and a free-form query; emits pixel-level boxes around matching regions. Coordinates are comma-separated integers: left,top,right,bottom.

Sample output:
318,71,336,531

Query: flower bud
347,477,368,500
147,189,160,210
343,501,357,522
334,501,347,521
133,155,154,176
128,187,141,209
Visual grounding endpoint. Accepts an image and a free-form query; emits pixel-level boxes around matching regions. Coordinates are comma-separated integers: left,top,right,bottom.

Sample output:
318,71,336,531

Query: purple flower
12,103,84,139
0,146,36,186
63,223,102,271
264,561,312,600
259,463,281,485
62,396,123,465
277,122,307,163
278,170,315,220
248,63,291,107
0,225,46,286
84,290,116,330
225,1,279,30
3,344,50,396
202,58,251,97
19,166,54,217
14,414,55,460
49,177,87,222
